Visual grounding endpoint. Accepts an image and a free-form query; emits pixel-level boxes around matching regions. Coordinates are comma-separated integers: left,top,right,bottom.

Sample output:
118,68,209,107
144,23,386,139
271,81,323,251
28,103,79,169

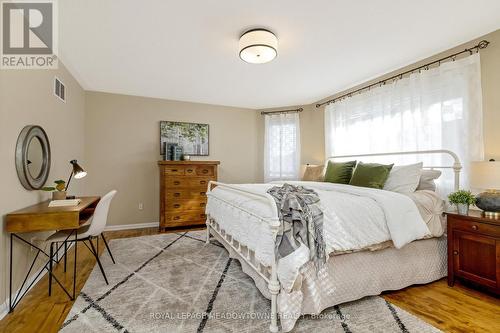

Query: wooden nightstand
446,210,500,294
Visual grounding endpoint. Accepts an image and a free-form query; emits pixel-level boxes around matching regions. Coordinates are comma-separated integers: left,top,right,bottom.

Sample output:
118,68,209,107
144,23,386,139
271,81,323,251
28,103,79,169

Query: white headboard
327,149,462,191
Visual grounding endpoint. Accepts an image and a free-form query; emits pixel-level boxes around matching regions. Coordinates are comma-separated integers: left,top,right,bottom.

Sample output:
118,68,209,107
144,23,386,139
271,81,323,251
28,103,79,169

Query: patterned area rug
61,231,440,332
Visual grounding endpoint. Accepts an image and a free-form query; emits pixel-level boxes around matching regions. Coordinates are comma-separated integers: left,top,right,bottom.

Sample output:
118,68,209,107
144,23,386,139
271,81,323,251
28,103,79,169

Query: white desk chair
46,190,117,289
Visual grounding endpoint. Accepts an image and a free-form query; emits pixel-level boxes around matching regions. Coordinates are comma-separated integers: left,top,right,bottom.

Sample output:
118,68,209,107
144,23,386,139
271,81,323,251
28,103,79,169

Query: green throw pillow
349,162,394,189
324,160,357,184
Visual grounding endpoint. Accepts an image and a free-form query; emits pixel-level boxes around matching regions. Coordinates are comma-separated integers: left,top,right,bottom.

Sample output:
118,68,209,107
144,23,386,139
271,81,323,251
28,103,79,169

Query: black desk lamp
65,160,87,198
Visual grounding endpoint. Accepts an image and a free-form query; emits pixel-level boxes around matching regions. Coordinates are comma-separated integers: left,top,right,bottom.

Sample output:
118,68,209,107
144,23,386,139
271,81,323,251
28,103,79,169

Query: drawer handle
200,181,206,185
174,181,180,185
187,169,194,173
174,193,180,197
202,169,209,174
471,225,478,230
171,169,178,172
200,192,206,196
453,250,458,255
174,204,180,208
200,203,206,207
173,216,180,220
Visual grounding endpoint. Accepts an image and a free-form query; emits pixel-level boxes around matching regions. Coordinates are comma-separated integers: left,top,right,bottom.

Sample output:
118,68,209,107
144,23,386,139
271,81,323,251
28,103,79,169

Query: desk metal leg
9,233,13,313
9,234,49,312
64,241,67,273
49,243,53,296
73,229,77,299
9,230,78,312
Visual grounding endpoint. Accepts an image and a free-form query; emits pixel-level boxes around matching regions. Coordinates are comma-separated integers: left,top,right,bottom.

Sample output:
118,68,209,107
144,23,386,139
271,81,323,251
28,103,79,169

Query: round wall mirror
27,136,44,179
15,125,51,190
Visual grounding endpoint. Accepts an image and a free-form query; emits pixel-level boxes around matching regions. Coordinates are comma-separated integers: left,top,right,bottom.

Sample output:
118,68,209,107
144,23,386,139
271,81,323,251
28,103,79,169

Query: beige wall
299,104,325,165
0,64,86,308
84,92,262,227
307,29,500,162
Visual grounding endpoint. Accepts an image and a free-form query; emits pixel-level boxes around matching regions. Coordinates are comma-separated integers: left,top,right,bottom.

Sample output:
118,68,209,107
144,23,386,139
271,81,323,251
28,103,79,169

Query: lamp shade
470,161,500,190
70,160,87,179
239,29,278,64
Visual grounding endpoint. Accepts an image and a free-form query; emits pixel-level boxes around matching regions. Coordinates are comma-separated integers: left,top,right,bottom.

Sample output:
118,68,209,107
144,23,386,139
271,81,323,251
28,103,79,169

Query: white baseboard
0,243,73,321
104,222,159,232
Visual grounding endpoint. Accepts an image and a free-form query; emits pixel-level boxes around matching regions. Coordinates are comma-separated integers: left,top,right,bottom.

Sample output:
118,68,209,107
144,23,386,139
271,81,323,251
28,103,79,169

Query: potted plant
42,180,67,200
448,190,476,215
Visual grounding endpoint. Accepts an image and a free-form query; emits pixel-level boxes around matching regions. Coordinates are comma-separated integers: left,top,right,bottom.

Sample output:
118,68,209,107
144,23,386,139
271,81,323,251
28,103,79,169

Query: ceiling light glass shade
239,29,278,64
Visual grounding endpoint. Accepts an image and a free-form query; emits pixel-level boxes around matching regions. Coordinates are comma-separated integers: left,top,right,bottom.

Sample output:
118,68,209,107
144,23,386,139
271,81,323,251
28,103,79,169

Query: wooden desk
5,196,100,313
6,196,100,233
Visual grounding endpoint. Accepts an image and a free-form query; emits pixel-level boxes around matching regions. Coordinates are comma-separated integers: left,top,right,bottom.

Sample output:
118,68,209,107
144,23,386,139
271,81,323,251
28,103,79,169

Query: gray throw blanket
267,183,327,271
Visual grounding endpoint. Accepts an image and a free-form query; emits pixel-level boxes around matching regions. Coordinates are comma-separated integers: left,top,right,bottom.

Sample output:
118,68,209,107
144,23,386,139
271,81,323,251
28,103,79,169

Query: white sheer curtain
264,112,301,182
325,54,484,193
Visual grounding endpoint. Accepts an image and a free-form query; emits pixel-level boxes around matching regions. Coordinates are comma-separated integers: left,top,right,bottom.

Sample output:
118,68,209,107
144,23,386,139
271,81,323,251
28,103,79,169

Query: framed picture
160,121,209,156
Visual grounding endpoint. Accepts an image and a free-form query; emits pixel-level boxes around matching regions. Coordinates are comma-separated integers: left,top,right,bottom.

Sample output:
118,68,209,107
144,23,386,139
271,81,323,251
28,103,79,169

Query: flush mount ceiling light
239,29,278,64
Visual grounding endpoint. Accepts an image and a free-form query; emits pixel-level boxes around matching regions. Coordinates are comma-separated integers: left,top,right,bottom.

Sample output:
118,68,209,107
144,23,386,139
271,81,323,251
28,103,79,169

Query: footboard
205,181,281,332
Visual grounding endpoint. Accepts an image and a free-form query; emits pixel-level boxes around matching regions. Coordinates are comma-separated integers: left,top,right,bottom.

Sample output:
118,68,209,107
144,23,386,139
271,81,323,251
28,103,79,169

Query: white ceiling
59,0,500,109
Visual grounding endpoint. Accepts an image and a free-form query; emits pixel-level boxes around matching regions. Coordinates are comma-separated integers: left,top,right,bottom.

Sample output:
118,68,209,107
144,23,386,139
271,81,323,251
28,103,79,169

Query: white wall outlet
138,203,144,210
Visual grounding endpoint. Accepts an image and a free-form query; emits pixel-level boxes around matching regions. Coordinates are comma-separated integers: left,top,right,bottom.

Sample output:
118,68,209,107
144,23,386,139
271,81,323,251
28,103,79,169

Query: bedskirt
211,230,447,332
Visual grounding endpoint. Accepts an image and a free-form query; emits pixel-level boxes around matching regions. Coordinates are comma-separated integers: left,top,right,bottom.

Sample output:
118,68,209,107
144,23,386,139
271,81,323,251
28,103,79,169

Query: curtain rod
261,107,303,115
316,40,490,108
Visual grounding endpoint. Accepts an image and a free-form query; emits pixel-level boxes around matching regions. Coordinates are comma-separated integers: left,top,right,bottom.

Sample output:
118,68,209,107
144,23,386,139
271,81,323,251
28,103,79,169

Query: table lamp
470,160,500,218
65,160,87,198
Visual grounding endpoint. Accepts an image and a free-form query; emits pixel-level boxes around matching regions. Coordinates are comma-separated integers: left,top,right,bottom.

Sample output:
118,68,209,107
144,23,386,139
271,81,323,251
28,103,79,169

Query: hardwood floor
0,227,498,333
383,280,500,333
0,227,160,333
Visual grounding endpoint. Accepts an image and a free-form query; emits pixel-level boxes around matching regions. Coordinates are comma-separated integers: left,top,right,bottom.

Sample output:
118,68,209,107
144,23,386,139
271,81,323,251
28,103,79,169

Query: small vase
457,203,469,216
52,191,67,200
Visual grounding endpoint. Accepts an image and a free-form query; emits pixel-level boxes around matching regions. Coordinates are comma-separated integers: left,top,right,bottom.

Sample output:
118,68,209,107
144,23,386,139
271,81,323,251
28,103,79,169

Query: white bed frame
205,149,462,332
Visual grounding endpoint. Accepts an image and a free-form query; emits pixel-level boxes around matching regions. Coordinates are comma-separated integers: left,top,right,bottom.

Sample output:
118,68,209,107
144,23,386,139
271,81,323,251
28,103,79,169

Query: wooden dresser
158,160,219,231
446,211,500,294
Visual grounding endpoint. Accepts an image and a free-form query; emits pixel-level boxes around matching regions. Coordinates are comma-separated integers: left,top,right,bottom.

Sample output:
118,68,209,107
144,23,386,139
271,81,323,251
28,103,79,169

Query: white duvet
206,181,432,291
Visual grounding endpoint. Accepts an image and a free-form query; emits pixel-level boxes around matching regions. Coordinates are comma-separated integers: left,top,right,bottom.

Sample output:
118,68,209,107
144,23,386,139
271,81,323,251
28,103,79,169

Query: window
264,113,300,182
325,54,484,193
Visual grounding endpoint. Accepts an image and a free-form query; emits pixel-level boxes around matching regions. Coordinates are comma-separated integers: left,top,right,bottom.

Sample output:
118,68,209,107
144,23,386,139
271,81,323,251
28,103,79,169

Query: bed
204,150,462,332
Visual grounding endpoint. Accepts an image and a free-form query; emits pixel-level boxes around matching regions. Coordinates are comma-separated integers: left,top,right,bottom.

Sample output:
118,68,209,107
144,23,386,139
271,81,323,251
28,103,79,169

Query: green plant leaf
448,190,476,205
41,187,55,191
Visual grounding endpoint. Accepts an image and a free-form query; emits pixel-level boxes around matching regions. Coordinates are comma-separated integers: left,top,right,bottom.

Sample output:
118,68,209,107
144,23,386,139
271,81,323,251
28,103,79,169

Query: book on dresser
158,160,220,231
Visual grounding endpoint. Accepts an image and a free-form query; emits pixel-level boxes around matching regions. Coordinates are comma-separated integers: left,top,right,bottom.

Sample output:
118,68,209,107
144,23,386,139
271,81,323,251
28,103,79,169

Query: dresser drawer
163,166,185,176
166,199,207,212
166,211,207,224
166,189,207,200
165,177,213,189
195,165,215,176
449,217,500,238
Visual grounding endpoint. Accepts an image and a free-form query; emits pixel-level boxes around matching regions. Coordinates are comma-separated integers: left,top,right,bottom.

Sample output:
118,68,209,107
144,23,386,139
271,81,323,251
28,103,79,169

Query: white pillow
417,169,442,191
383,162,423,193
